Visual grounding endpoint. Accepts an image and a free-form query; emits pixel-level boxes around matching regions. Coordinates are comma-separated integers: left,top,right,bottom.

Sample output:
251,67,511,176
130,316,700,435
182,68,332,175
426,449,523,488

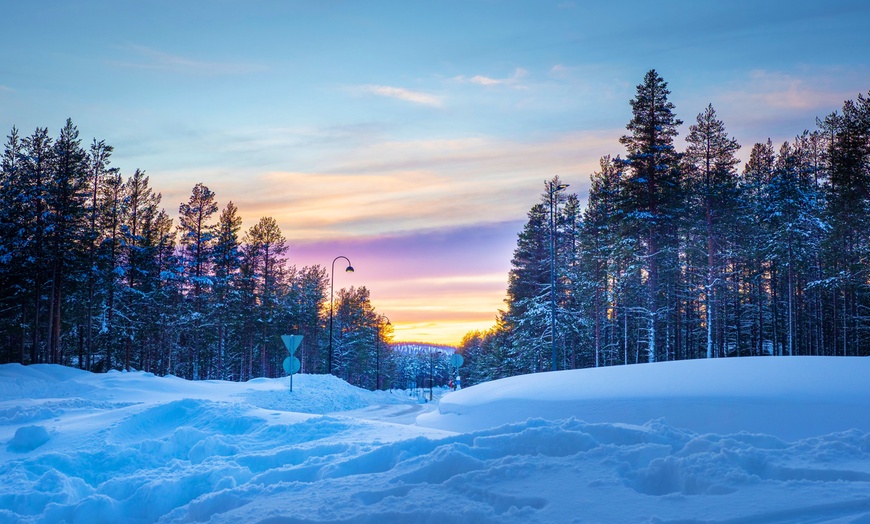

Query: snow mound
7,425,50,452
0,363,96,401
418,356,870,440
240,373,416,414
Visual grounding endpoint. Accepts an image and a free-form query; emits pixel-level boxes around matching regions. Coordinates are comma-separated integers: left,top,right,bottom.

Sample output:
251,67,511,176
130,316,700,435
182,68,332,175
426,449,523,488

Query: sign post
449,353,464,391
281,335,303,392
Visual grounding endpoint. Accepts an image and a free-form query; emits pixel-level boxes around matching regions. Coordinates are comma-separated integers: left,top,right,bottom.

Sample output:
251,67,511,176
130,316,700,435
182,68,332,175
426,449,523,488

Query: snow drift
1,356,870,523
418,356,870,439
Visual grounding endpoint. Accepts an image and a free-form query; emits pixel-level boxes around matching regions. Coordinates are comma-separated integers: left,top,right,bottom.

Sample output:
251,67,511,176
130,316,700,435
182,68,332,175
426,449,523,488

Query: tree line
6,69,867,390
0,120,456,390
458,70,870,386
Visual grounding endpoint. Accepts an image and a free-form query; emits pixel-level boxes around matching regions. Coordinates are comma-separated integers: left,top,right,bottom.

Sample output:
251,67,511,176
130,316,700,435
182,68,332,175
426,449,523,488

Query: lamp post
375,315,390,390
328,256,354,375
549,180,568,372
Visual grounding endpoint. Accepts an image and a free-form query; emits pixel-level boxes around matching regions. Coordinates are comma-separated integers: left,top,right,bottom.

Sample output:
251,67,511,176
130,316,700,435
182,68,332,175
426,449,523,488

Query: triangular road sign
281,334,303,354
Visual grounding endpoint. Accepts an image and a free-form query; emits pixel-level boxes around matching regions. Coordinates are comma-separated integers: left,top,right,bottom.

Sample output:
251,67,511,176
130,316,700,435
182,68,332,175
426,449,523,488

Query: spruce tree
211,201,243,378
0,128,25,363
45,119,89,364
96,167,126,369
504,202,551,373
618,69,683,363
122,169,163,371
177,183,219,378
19,128,54,363
243,216,288,377
683,104,741,358
83,139,116,370
579,156,624,367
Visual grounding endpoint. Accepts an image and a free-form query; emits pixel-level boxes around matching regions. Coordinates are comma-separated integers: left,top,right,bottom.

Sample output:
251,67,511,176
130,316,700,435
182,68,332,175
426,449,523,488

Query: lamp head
345,265,354,273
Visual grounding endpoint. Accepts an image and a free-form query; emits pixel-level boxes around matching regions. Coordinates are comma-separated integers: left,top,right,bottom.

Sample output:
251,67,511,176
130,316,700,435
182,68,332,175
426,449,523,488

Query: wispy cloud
356,84,443,107
111,44,267,76
549,64,572,77
736,70,851,110
715,68,870,117
453,68,527,87
709,67,870,146
170,129,618,244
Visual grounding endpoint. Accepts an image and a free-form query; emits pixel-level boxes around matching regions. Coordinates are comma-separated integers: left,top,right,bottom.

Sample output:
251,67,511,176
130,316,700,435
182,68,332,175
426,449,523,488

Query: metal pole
329,262,335,375
328,256,353,375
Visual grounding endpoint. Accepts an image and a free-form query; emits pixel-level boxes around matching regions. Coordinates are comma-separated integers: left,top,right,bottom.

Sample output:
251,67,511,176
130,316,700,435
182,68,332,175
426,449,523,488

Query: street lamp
549,180,568,372
375,315,391,390
328,256,354,375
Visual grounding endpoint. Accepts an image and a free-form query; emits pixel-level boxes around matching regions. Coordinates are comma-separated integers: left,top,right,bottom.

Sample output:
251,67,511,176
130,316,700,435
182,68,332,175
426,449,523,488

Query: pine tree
740,140,777,356
331,286,378,386
177,183,219,378
18,128,54,363
144,208,179,375
83,138,116,370
683,104,741,358
243,216,288,377
503,202,551,373
560,192,585,369
121,169,163,371
579,156,624,367
766,141,825,356
95,166,126,369
289,265,328,374
618,69,683,363
44,119,89,363
0,128,26,363
211,201,243,379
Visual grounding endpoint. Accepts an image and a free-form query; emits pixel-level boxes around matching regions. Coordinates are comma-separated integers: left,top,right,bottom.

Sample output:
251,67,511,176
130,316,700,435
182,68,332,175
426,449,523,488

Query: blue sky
2,0,869,344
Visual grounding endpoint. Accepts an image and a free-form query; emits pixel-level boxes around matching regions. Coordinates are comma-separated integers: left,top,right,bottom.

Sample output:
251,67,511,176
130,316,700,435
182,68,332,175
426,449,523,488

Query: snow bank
418,356,870,439
2,357,870,523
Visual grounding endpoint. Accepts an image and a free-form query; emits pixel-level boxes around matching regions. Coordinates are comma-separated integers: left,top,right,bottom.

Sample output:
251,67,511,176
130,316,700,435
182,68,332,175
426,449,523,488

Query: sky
2,1,869,345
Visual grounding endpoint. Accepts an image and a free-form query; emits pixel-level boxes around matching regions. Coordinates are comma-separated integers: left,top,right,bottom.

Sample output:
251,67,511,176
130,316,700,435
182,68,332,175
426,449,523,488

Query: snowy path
330,402,438,426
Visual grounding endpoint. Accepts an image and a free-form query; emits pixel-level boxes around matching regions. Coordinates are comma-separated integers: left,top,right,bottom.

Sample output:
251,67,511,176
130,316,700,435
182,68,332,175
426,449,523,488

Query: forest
0,120,454,390
459,70,870,386
2,69,869,389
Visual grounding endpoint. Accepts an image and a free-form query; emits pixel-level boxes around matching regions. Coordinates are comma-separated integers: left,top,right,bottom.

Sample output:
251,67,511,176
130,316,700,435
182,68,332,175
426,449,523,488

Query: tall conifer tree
618,69,683,363
683,104,741,358
177,183,219,378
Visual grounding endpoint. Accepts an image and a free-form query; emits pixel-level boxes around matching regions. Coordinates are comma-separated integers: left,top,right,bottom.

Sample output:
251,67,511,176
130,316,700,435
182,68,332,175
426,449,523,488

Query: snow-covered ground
2,357,870,523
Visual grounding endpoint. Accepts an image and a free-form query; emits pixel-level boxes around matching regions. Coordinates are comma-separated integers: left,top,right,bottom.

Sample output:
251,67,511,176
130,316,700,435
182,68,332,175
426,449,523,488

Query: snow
1,357,870,523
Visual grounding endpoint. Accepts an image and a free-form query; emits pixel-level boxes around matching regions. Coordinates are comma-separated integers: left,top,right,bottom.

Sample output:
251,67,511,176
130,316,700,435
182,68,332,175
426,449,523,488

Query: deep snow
1,357,870,523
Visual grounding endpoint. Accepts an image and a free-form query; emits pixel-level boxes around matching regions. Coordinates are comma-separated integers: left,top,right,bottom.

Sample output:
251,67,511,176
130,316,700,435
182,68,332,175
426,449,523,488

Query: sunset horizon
2,0,869,347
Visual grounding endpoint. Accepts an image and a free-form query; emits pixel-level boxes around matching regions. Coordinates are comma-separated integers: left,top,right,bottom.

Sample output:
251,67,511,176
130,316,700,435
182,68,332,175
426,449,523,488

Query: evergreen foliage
459,71,870,386
0,123,397,389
